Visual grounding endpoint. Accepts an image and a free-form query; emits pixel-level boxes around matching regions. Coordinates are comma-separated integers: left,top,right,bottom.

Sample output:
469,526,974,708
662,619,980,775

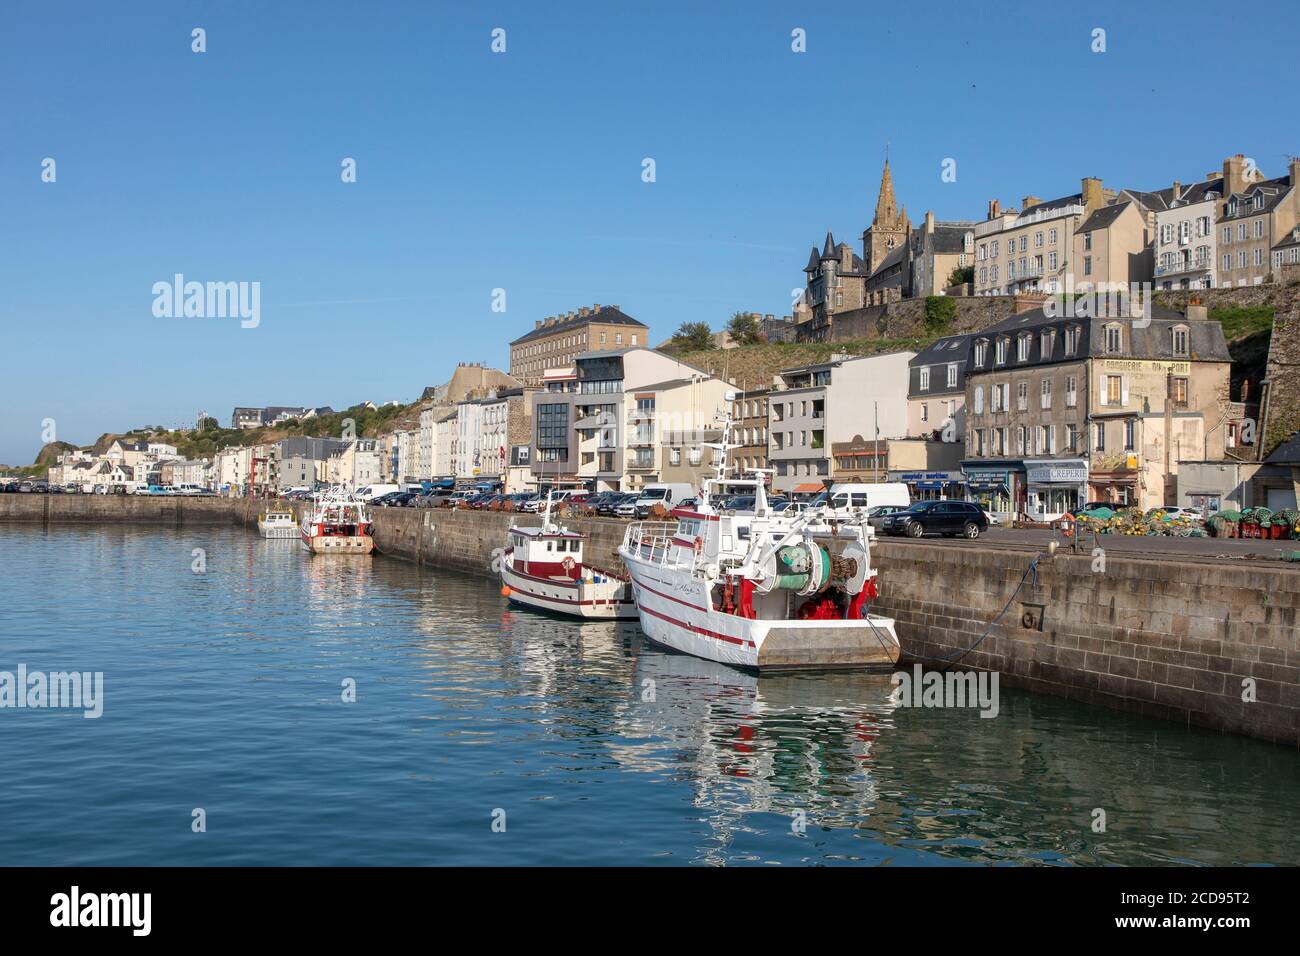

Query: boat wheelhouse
258,509,298,539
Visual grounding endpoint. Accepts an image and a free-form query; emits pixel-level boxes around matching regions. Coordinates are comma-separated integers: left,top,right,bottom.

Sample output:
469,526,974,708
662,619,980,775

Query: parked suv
880,500,988,539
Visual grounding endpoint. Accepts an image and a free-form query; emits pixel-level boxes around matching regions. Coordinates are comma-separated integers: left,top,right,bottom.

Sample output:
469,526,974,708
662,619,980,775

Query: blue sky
2,0,1296,464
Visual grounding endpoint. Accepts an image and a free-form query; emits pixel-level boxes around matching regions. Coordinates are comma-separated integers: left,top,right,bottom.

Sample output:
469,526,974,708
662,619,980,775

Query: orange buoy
500,586,512,597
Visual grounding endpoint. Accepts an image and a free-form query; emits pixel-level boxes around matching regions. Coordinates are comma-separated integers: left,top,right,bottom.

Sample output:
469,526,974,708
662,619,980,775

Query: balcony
627,456,657,472
1155,258,1212,277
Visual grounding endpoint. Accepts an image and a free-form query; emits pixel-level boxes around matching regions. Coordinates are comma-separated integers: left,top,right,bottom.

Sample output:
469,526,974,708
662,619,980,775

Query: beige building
963,303,1234,517
974,179,1116,296
1154,176,1222,290
509,305,648,386
730,388,770,475
1217,155,1300,287
1071,196,1154,293
911,212,976,297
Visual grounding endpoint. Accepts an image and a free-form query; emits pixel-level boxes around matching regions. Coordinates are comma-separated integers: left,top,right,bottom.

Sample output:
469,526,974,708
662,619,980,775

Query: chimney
925,210,935,234
1186,299,1208,322
987,199,1001,220
534,319,542,329
592,303,601,313
579,307,590,318
1022,195,1042,211
1081,177,1104,213
1290,156,1300,188
764,313,773,321
1224,154,1248,199
1013,292,1047,315
1172,180,1182,201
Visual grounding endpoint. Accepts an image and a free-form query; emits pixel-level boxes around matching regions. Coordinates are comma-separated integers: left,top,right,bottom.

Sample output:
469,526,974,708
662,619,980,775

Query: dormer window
974,340,988,366
1064,325,1079,354
1104,323,1123,354
996,338,1008,364
1040,329,1054,357
1228,200,1238,215
1017,334,1030,362
1172,325,1189,357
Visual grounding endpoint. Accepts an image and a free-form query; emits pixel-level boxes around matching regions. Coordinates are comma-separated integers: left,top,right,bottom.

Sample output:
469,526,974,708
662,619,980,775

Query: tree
671,321,715,350
923,295,957,334
946,265,974,289
726,311,763,346
198,417,219,432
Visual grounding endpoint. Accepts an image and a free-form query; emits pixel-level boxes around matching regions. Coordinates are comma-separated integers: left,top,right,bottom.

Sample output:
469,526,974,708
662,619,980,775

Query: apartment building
509,305,648,386
531,348,728,492
1071,196,1155,293
911,212,976,297
1217,156,1300,287
963,303,1233,518
973,178,1114,296
730,388,770,475
1153,176,1222,290
767,350,915,494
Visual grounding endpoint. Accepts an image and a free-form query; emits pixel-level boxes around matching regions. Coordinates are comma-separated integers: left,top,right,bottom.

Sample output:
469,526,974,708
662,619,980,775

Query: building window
1173,377,1189,406
919,366,930,390
1104,324,1122,353
947,363,957,387
974,340,988,366
1094,422,1105,452
996,339,1007,364
1172,326,1189,356
920,402,929,422
1083,255,1092,275
1017,381,1028,411
1017,335,1030,362
1041,378,1052,409
973,386,984,415
1124,419,1136,452
1065,376,1076,407
1106,374,1123,405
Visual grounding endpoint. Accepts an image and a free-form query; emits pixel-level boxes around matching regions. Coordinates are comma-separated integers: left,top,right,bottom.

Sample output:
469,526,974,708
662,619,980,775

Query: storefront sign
1027,463,1087,484
1100,359,1191,374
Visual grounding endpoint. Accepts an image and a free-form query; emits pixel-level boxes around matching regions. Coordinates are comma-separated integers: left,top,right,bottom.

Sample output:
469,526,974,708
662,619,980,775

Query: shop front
1025,459,1088,521
890,470,964,502
961,462,1024,518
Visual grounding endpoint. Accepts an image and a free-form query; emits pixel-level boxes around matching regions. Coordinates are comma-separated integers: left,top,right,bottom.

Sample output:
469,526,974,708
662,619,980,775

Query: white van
630,482,695,518
810,482,910,518
356,483,401,502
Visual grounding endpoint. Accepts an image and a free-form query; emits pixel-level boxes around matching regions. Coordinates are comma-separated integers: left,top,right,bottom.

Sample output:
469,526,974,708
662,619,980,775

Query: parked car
880,500,988,539
1146,505,1205,524
720,495,757,513
866,504,908,529
981,508,1001,526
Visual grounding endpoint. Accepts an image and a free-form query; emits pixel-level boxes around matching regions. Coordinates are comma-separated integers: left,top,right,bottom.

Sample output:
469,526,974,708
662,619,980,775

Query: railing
623,521,685,567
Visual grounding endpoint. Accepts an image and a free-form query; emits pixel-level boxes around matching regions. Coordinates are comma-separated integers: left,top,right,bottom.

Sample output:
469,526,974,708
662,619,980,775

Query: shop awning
792,483,824,493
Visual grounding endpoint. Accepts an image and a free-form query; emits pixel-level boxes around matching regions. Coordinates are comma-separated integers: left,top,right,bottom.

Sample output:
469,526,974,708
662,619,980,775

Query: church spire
874,157,899,227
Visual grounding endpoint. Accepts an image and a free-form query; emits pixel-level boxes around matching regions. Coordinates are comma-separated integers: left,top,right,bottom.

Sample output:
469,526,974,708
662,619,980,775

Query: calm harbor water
1,524,1297,866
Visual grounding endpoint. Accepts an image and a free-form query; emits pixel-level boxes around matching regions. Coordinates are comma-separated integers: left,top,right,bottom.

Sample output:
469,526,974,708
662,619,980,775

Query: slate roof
509,306,647,346
1219,177,1292,222
929,223,974,254
1266,433,1300,464
968,304,1231,367
1076,201,1132,234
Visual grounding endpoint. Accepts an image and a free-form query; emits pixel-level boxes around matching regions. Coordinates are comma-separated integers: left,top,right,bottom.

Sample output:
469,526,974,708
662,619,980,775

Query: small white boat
618,421,900,672
258,509,298,539
300,487,375,555
500,493,636,619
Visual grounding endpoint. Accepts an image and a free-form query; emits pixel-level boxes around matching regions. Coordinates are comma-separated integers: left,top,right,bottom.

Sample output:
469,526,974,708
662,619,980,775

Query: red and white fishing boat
499,493,636,619
618,426,900,671
300,487,375,555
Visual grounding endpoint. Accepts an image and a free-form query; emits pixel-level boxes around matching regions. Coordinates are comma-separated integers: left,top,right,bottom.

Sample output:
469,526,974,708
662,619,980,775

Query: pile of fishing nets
1073,506,1206,537
1207,507,1299,538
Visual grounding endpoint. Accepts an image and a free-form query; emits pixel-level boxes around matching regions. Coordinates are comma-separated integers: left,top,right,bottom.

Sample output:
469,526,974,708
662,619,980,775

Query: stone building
962,302,1234,518
509,305,648,386
1218,156,1300,288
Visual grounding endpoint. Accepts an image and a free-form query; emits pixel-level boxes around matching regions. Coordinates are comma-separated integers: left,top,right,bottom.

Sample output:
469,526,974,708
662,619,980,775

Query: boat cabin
508,527,585,579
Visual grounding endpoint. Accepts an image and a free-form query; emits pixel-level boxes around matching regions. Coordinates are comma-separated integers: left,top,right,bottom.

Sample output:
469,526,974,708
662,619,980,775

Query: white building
768,350,916,494
1154,177,1222,290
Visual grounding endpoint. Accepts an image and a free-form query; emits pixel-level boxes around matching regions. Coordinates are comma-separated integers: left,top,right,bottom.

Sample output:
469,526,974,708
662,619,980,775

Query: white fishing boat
617,421,900,671
257,508,298,539
500,492,636,619
300,487,375,555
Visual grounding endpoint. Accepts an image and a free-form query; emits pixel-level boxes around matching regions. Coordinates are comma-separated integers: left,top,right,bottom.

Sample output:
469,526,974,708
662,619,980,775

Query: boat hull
300,528,375,554
258,521,298,539
500,555,637,620
620,547,900,671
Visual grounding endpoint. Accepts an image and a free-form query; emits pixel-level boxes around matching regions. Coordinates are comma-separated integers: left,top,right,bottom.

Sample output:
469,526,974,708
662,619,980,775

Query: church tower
862,157,911,274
